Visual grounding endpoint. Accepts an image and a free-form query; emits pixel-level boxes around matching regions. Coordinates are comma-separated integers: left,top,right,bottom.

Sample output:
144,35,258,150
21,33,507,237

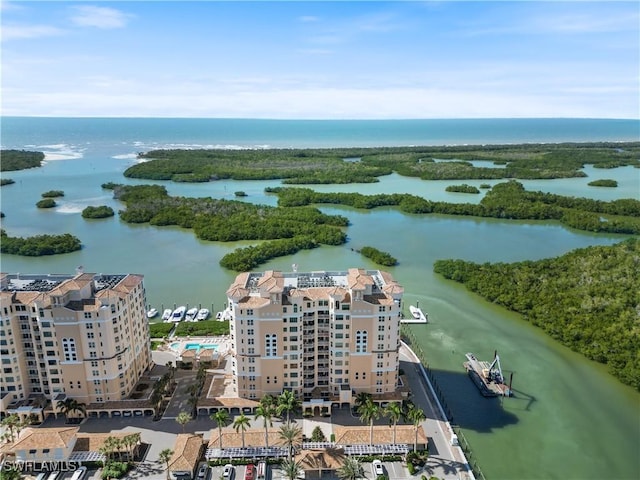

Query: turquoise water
170,342,219,353
1,117,638,479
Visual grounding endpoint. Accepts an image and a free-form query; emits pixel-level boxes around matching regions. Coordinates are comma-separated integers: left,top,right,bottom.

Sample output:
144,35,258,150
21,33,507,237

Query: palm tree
1,414,21,443
232,413,251,449
357,398,381,446
254,400,276,448
158,448,173,480
384,401,403,445
336,457,364,480
150,388,164,419
123,433,141,462
277,390,301,423
354,391,372,408
210,410,230,449
280,459,305,480
176,411,192,433
405,402,426,453
56,398,86,422
278,421,303,462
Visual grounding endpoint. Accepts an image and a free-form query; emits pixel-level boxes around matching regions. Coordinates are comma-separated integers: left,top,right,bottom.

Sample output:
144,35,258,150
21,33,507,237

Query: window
265,334,277,357
62,338,77,362
355,331,368,353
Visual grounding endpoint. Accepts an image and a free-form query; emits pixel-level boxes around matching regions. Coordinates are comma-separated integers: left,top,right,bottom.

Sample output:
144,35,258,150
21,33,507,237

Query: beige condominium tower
226,268,404,410
0,270,152,418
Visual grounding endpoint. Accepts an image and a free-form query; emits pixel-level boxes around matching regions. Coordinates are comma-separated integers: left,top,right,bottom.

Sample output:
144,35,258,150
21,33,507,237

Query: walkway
399,342,474,480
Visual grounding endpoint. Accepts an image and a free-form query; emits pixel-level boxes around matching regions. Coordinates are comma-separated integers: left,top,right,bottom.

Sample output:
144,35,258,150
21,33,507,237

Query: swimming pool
170,342,219,353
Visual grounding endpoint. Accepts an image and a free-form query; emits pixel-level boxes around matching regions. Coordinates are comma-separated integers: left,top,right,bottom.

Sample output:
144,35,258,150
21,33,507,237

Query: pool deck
164,336,233,359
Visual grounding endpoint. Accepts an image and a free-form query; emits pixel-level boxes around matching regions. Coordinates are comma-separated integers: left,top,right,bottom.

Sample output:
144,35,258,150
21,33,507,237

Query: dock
463,352,512,397
401,305,428,324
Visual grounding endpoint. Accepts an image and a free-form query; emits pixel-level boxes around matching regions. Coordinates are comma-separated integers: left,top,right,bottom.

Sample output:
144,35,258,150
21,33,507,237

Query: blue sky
2,1,638,119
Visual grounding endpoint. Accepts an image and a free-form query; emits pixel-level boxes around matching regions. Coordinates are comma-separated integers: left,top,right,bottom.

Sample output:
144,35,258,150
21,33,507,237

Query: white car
372,459,384,476
222,464,234,478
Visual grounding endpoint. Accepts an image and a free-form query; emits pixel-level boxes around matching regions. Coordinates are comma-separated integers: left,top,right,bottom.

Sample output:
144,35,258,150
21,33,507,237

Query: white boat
171,306,186,322
185,307,198,321
146,308,158,319
196,308,210,321
161,309,172,322
408,305,428,323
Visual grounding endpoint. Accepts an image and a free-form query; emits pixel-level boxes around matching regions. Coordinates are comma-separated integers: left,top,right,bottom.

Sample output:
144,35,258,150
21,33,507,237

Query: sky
1,0,638,119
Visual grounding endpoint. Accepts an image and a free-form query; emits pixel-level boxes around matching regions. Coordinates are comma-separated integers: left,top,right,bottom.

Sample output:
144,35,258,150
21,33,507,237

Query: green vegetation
149,322,174,338
41,190,64,198
445,184,480,194
234,191,247,197
111,184,348,271
359,246,398,266
479,183,492,189
82,205,115,218
102,182,119,190
0,179,15,186
1,229,81,256
36,198,56,208
124,142,640,184
174,319,229,336
0,150,45,171
268,181,640,235
588,179,618,187
126,148,391,184
434,239,640,390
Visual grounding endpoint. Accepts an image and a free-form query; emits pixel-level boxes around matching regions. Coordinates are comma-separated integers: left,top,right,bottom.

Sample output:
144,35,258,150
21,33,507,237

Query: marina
463,351,512,397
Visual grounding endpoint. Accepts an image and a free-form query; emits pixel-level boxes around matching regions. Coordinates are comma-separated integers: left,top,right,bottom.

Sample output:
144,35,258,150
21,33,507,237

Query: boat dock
402,305,429,324
463,352,512,397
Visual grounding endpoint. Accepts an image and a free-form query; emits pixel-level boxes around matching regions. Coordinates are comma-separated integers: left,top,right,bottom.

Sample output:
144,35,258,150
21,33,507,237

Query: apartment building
0,270,152,415
226,268,404,406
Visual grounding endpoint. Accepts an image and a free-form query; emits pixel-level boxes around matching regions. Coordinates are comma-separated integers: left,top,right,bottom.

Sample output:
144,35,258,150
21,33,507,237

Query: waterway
1,118,638,479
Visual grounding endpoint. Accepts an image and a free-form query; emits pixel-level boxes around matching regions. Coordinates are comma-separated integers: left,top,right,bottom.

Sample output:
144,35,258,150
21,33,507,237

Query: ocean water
1,117,639,480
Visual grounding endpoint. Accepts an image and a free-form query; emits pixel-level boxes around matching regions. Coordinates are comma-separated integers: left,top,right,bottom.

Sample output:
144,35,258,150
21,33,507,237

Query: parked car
197,463,209,479
372,459,384,476
244,464,255,480
222,464,234,478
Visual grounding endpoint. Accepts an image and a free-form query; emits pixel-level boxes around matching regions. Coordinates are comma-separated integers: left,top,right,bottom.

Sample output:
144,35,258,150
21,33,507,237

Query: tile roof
11,427,79,451
332,425,427,446
295,448,346,471
207,429,282,449
73,433,130,453
168,434,204,473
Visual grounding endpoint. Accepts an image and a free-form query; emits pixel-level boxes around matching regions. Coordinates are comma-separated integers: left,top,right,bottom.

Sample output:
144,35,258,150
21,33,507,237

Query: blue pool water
170,342,219,353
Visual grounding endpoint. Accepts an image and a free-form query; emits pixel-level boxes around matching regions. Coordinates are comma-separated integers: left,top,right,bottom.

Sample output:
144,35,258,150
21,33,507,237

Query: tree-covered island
110,184,348,271
1,150,45,171
1,230,82,256
434,239,640,391
124,142,640,184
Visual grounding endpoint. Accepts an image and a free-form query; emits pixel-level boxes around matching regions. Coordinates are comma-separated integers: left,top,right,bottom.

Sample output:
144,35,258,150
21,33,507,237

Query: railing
401,324,486,480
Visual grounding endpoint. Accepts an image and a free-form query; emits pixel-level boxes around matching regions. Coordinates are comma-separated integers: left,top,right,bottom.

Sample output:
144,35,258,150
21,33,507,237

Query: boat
405,305,428,323
185,307,199,321
463,351,512,397
171,306,186,322
196,308,210,321
161,309,172,322
146,308,158,319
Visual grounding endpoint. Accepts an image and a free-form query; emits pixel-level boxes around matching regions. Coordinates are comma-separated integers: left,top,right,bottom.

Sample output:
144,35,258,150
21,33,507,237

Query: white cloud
70,5,133,29
1,24,66,41
298,16,319,23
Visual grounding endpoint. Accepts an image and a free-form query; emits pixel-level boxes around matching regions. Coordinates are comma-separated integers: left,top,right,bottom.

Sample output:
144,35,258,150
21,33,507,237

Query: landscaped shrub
101,461,131,479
